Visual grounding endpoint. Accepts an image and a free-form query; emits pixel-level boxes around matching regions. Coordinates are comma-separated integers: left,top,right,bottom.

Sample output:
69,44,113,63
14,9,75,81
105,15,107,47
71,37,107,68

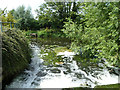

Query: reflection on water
6,37,119,88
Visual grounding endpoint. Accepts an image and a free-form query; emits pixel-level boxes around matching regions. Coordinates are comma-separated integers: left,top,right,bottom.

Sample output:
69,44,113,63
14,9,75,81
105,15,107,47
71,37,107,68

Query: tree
62,2,120,67
36,1,81,29
13,5,34,30
0,8,16,27
0,8,7,23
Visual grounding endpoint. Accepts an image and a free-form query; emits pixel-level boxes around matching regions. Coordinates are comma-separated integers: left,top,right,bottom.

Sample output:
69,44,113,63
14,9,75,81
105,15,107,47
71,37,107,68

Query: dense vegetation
33,1,120,67
2,29,31,86
0,1,120,88
25,29,66,38
0,6,39,30
0,0,119,73
35,2,80,29
62,2,120,67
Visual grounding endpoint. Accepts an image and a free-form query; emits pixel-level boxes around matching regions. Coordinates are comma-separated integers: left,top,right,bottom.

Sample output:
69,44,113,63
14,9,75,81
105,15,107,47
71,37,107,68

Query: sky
0,0,45,17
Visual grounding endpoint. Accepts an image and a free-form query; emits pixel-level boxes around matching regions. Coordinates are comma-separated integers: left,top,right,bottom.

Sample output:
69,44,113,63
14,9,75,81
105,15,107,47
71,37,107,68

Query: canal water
6,37,119,88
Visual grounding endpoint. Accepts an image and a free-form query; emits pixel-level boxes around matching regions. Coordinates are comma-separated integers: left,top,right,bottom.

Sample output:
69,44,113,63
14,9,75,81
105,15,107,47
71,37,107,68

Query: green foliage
0,8,16,28
25,29,66,38
13,5,39,30
2,29,31,85
62,2,120,67
40,46,63,66
13,5,31,30
36,1,80,29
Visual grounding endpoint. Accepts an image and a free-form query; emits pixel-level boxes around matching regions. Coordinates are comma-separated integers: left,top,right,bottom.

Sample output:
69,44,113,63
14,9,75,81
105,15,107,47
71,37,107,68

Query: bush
25,29,66,38
2,29,31,86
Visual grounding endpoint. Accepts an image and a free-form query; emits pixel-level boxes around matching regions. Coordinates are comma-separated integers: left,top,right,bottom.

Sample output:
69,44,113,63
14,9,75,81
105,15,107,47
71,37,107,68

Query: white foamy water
6,44,119,88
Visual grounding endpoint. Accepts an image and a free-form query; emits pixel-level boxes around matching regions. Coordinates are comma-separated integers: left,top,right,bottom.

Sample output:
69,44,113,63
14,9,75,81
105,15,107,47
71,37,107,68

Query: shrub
2,29,31,86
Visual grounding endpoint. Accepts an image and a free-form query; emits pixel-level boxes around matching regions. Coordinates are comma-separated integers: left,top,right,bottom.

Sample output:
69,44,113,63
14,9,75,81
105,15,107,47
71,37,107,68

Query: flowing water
6,37,119,88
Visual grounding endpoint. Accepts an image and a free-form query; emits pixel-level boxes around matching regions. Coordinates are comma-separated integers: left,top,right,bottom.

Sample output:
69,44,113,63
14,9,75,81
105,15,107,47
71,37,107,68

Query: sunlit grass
94,84,120,89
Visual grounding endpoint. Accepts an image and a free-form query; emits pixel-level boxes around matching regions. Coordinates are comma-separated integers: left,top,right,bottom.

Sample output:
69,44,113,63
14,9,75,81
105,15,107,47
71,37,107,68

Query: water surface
7,37,119,88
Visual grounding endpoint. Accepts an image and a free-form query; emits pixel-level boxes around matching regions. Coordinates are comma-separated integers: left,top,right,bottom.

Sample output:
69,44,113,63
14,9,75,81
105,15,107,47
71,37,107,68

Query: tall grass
2,29,31,87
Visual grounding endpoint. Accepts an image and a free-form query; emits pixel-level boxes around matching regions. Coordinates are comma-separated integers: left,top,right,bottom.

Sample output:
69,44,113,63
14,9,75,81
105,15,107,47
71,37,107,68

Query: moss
2,29,31,87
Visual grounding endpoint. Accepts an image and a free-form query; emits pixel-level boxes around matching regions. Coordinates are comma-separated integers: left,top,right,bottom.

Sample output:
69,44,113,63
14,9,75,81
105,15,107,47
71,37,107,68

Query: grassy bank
62,84,120,90
24,28,66,38
2,29,31,87
94,84,120,90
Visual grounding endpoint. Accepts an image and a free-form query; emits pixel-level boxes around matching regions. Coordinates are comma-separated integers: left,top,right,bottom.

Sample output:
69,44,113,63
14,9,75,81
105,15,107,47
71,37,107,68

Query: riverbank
24,29,66,38
2,29,31,87
62,84,120,90
94,83,120,89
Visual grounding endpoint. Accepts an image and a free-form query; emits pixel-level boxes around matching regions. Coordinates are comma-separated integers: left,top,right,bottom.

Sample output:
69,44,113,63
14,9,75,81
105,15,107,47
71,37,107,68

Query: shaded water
7,37,119,88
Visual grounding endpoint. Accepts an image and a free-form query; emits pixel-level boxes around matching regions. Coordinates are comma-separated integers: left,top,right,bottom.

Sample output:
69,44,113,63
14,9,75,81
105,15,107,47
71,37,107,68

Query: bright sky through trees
0,0,45,17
